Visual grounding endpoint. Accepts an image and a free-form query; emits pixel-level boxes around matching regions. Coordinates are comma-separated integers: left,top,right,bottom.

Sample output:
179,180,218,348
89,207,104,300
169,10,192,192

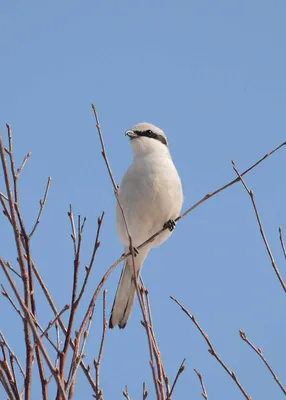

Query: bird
109,122,183,329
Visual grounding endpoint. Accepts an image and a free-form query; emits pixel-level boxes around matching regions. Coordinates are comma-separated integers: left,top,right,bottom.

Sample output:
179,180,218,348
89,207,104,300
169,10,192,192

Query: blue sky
1,1,286,399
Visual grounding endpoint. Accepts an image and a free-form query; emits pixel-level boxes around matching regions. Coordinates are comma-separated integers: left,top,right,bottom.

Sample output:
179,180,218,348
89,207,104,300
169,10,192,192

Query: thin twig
0,258,68,400
140,283,166,397
232,161,286,293
239,330,286,395
40,305,70,340
0,333,22,400
58,208,86,396
76,212,104,305
168,359,186,399
6,262,21,279
0,132,33,400
30,257,97,392
142,382,148,399
94,290,108,400
0,192,12,224
0,364,16,400
29,176,52,238
194,369,208,400
123,385,131,400
92,104,165,399
170,296,251,400
67,302,96,398
1,284,25,319
278,227,286,260
0,331,25,384
14,202,48,399
16,152,32,176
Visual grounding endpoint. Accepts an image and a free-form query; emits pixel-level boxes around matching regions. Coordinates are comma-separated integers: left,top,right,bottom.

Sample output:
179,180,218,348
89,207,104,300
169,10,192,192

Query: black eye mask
133,130,168,146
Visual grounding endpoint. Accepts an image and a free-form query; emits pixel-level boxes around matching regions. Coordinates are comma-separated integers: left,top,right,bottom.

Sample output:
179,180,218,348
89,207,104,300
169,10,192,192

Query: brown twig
168,359,186,399
123,385,131,400
0,192,12,224
3,127,47,397
194,369,208,400
76,212,104,305
0,132,33,400
92,104,163,399
142,382,148,399
140,283,166,397
1,284,25,319
278,227,286,260
169,359,186,399
15,200,48,398
94,289,108,400
0,331,23,399
0,258,68,400
0,364,16,400
40,305,70,340
58,208,86,396
239,330,286,395
170,296,251,400
30,257,97,392
2,283,64,357
29,176,52,238
232,161,286,293
0,331,25,378
6,262,21,279
17,152,32,176
67,301,96,398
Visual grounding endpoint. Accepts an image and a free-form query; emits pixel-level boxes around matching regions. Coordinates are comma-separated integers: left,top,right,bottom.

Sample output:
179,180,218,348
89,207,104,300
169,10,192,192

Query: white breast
116,152,183,248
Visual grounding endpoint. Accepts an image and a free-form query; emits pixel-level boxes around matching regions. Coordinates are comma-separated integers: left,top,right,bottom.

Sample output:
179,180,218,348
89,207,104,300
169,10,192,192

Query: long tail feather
109,248,149,328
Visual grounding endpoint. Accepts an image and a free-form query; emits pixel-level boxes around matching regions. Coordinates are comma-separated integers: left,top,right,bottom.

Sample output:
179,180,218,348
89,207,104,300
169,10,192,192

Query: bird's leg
164,219,176,232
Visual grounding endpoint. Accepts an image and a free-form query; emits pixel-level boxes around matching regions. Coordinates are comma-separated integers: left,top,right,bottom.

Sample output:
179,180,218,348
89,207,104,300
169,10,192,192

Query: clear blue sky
1,1,286,399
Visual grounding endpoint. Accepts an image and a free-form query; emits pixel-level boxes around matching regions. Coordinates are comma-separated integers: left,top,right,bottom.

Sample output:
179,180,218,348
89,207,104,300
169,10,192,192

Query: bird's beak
125,130,138,139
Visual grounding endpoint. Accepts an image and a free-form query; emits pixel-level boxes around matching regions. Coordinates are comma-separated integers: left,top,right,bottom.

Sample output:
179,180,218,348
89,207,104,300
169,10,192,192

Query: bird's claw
130,245,139,257
164,219,176,232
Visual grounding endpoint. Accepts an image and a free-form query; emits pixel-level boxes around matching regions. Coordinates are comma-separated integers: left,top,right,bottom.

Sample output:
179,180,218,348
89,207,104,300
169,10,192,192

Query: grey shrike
109,122,183,329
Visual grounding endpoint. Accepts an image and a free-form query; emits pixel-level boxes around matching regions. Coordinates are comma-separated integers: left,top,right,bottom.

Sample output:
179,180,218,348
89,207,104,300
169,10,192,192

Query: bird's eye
147,130,153,134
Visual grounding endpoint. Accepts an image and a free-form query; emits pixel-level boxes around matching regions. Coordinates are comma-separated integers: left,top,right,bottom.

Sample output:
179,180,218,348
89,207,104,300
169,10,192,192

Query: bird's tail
109,248,148,329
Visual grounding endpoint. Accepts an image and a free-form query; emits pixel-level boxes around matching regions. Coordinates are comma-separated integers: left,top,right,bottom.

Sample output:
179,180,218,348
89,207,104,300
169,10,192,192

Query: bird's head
125,122,169,157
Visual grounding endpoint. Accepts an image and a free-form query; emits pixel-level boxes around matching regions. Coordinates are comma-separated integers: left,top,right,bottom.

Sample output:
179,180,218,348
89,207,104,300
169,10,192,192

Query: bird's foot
164,219,176,232
129,245,139,257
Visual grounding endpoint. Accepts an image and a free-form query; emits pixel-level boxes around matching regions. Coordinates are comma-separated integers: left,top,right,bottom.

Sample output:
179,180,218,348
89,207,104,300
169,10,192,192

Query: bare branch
168,358,186,399
76,212,104,305
239,330,286,395
30,257,97,392
170,296,251,400
94,289,108,400
16,152,32,176
232,161,286,293
142,382,148,399
67,301,96,398
123,385,131,400
0,258,68,400
0,331,25,378
58,207,86,394
40,305,70,340
278,227,286,260
0,132,33,400
29,176,52,238
92,104,164,399
194,369,208,400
